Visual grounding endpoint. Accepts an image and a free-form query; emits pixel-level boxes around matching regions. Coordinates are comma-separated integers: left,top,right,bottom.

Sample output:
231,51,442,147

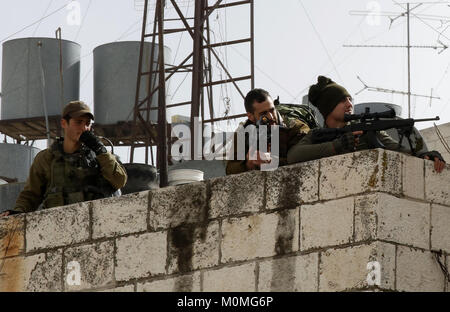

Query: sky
0,0,449,164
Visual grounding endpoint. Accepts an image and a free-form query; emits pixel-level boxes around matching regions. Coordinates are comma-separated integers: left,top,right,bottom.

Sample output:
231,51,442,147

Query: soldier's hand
245,147,271,170
0,211,10,218
79,131,107,155
333,131,361,154
423,155,445,173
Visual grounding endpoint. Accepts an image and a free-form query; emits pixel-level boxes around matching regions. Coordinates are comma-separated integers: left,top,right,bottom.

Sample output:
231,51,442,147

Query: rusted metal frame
190,0,205,160
203,38,251,49
203,113,247,123
147,101,191,110
137,52,193,108
202,0,224,25
205,13,215,132
157,0,168,187
131,0,150,163
145,11,159,165
206,0,250,10
170,0,195,38
55,27,64,113
202,75,251,87
250,0,254,89
144,27,194,36
202,35,245,99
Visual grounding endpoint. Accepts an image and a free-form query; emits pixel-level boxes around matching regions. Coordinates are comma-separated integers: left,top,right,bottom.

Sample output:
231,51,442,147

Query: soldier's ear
247,112,255,122
61,118,68,129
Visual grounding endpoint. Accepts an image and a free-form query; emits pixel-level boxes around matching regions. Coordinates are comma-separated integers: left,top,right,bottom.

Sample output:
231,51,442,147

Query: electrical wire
32,0,54,36
74,0,93,42
0,1,73,44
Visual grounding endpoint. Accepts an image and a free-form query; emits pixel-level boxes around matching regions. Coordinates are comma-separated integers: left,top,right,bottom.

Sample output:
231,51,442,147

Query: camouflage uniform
225,116,311,175
287,128,412,164
14,139,127,213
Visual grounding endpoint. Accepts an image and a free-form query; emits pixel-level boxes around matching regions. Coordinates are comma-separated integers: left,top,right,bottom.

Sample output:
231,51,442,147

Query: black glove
79,131,107,155
418,150,445,162
332,131,357,154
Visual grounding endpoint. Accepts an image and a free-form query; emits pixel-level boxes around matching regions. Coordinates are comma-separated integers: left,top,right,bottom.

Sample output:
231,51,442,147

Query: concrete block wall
0,149,449,292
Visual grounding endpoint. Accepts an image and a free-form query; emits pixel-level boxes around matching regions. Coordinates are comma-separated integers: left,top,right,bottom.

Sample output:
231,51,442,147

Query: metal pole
191,0,205,160
250,0,255,89
157,0,168,187
407,3,411,118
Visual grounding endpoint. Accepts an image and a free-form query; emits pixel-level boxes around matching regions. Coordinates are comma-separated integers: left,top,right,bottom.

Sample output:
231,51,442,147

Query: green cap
62,101,94,120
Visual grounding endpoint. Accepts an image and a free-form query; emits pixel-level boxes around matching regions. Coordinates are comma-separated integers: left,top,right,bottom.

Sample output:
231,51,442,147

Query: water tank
1,37,81,120
93,41,171,125
0,143,40,182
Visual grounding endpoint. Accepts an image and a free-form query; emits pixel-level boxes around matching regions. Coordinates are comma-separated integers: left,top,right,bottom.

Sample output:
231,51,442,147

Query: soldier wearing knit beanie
308,76,351,120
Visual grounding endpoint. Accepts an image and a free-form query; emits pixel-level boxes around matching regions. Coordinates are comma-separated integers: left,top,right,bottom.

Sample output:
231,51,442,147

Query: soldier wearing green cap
287,76,446,173
0,101,128,217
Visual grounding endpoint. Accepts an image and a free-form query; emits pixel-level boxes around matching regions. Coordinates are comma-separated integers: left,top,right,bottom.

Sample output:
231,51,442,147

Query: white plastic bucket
168,169,204,186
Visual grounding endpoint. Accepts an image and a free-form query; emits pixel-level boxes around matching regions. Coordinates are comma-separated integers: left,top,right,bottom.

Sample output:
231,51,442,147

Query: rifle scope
344,108,396,122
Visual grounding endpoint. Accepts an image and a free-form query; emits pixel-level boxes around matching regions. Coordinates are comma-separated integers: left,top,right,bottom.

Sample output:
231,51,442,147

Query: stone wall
0,149,449,292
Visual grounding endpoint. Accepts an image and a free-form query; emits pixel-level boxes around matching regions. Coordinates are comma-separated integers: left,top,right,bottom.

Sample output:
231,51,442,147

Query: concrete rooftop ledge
0,148,449,292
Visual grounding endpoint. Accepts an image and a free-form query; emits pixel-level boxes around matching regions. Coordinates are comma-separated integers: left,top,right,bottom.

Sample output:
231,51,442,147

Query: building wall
420,122,450,162
0,149,449,292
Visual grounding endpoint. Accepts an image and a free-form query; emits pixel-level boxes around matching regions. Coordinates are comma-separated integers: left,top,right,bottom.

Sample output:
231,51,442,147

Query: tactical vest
43,140,116,208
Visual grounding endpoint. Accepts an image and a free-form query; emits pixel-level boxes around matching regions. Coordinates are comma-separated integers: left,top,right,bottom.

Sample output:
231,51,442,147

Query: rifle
311,107,440,155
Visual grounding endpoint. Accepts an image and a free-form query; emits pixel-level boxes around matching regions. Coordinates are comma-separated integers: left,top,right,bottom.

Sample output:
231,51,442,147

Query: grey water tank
0,143,40,182
1,37,80,120
93,41,171,125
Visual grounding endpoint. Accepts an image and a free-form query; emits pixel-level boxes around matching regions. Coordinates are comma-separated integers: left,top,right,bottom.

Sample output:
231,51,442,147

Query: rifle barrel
413,117,440,122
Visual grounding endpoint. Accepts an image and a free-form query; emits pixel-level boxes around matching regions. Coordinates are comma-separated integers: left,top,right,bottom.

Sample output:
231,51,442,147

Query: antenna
346,2,449,117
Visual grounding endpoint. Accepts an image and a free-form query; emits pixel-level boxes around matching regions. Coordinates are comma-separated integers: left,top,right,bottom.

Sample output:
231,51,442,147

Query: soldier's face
328,97,353,122
62,116,92,143
248,97,278,125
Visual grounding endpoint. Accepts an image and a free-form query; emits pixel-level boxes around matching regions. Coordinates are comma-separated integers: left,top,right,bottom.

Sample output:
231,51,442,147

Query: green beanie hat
308,76,351,119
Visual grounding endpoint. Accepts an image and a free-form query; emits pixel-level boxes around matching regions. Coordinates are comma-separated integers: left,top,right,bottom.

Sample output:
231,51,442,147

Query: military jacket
14,140,127,213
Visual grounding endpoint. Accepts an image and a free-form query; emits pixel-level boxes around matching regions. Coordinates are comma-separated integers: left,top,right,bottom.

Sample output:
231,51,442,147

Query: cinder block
266,161,319,210
202,263,256,291
355,193,430,249
319,242,396,292
92,191,149,239
402,155,425,200
149,182,207,230
396,246,445,292
167,222,219,274
0,214,24,258
137,272,201,292
26,202,90,252
209,170,264,219
115,231,167,281
64,241,115,291
0,250,62,292
431,204,450,253
221,209,299,263
258,253,318,291
425,161,450,206
319,149,402,200
300,197,353,251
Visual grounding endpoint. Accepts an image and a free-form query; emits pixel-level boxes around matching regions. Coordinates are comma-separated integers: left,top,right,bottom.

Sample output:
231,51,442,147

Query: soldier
287,76,446,173
0,101,128,217
226,88,311,174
